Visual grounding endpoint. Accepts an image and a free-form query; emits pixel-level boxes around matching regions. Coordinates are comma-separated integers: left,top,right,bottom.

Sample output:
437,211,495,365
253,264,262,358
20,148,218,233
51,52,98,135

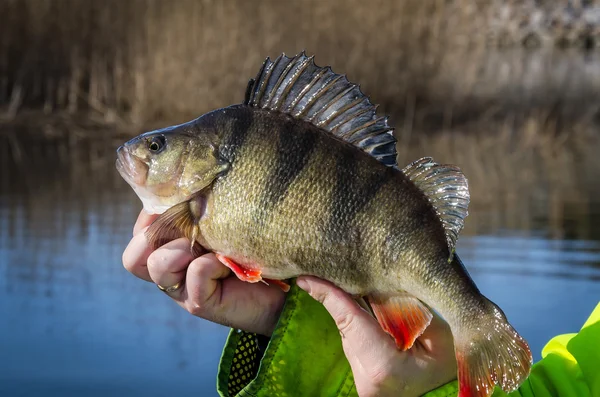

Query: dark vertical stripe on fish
326,150,392,246
219,106,254,163
254,118,318,227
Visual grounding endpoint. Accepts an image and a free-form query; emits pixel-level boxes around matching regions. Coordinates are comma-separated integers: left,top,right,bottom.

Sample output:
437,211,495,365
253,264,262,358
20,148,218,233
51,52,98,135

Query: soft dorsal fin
402,157,470,258
244,52,397,166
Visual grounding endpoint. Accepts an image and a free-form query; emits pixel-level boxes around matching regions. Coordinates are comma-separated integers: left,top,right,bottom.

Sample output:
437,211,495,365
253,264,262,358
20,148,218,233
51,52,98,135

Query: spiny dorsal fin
402,157,470,258
244,52,397,166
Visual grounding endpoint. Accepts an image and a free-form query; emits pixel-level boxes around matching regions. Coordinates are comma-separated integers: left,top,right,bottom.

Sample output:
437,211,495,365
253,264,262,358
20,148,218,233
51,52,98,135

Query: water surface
1,133,599,396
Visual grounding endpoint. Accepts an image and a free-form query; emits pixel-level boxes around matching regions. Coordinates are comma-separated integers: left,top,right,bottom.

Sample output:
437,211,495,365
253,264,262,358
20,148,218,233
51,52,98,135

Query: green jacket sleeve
217,281,357,397
217,284,600,397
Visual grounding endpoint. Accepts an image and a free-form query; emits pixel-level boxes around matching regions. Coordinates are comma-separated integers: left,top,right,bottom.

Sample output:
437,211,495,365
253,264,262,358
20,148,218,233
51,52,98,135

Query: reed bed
397,112,600,236
1,0,599,125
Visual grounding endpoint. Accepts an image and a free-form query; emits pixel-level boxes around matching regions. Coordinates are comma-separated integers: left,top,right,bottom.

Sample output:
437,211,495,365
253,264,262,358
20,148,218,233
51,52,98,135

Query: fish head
116,122,228,214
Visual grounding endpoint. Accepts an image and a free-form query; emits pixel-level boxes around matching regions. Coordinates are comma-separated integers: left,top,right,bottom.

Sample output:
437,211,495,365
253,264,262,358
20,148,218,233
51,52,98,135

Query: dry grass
1,0,599,125
397,113,600,226
441,121,598,239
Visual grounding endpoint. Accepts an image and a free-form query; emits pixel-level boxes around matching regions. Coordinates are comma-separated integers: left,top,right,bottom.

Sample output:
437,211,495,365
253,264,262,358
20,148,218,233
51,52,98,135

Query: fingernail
296,278,311,294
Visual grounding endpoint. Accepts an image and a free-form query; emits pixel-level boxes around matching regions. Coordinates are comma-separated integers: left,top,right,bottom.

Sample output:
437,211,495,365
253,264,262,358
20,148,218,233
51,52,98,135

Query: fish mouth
116,146,149,186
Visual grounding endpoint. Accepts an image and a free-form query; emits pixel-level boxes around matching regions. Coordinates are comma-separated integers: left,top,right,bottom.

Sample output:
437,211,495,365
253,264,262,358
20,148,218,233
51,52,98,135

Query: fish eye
148,136,166,153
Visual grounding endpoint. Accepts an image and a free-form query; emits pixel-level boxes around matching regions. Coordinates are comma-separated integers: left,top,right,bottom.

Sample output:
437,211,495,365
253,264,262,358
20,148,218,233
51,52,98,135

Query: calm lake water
1,132,599,397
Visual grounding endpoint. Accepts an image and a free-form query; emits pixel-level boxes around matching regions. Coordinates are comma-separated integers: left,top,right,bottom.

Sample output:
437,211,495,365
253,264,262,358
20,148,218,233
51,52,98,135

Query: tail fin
455,299,532,397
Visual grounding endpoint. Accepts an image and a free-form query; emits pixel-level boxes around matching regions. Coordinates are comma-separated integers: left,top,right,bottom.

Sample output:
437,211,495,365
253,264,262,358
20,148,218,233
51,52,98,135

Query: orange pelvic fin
368,292,433,350
263,278,291,292
215,254,262,283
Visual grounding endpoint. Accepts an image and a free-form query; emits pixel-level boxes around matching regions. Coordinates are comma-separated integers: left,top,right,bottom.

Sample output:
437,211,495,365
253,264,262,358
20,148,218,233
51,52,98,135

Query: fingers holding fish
296,277,382,340
122,226,154,282
178,253,231,313
183,254,286,336
146,238,195,295
298,276,456,397
133,209,158,236
125,209,194,283
415,311,455,356
411,312,457,377
296,277,397,368
124,212,286,335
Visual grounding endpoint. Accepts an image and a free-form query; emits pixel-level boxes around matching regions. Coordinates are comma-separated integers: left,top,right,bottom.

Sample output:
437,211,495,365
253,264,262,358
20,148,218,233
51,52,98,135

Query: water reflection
460,235,600,358
0,132,598,396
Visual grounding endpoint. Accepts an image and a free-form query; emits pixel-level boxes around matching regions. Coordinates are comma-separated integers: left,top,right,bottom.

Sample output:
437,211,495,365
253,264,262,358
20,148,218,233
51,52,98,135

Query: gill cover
118,123,228,214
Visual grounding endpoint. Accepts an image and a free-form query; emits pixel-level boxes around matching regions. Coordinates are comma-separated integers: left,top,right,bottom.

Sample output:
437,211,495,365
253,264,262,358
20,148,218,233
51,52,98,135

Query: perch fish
116,52,532,397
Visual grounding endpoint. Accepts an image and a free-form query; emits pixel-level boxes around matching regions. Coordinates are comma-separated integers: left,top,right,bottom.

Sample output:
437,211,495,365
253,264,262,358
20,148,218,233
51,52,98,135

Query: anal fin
367,292,433,351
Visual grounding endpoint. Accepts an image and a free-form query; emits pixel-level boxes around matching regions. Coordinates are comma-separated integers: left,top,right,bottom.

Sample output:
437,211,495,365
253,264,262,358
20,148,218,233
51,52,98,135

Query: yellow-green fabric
218,286,600,397
217,281,357,396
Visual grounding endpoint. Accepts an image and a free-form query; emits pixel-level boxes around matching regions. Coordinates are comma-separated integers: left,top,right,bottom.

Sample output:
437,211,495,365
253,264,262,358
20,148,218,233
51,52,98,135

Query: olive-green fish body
194,106,446,298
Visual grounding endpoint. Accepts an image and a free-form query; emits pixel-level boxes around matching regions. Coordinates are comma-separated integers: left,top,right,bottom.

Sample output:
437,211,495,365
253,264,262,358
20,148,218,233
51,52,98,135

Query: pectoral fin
146,201,202,256
367,292,433,350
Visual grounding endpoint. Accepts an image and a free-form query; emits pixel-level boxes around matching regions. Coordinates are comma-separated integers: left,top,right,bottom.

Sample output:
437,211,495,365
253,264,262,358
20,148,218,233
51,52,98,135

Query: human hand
296,276,457,397
122,209,287,336
123,210,456,396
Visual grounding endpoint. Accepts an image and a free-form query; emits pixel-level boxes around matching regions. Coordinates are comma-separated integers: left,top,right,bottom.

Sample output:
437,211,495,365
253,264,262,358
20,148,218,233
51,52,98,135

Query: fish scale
116,52,533,397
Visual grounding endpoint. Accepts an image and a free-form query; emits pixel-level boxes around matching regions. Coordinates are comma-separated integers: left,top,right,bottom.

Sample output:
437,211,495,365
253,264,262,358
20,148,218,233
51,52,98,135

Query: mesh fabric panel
227,331,260,395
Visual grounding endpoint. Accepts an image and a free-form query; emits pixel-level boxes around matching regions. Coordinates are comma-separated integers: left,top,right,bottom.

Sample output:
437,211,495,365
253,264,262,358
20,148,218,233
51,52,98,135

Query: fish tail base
455,299,532,397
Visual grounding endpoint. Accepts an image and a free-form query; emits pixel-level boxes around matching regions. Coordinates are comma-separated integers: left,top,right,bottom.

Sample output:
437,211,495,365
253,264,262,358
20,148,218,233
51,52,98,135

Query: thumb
297,277,413,397
133,209,159,236
296,276,396,356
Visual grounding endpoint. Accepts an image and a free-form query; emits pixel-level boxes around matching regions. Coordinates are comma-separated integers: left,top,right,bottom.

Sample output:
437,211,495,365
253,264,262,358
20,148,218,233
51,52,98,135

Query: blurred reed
396,112,600,238
1,0,599,124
